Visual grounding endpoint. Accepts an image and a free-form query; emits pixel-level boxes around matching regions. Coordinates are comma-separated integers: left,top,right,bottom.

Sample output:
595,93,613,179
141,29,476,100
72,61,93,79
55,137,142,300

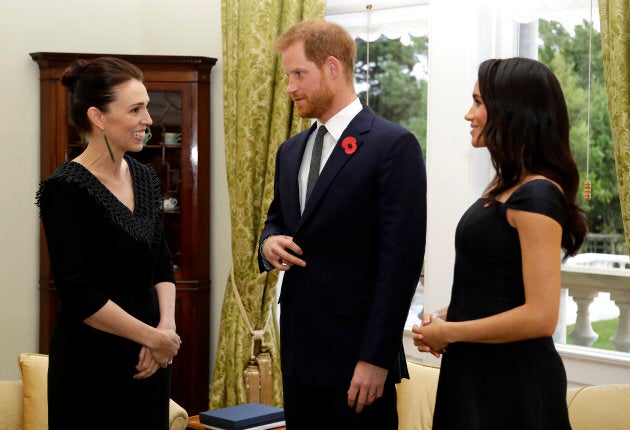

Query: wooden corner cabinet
31,52,216,414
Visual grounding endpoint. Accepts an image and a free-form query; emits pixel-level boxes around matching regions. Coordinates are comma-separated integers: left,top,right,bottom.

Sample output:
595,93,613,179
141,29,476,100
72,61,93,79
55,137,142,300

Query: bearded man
259,19,427,430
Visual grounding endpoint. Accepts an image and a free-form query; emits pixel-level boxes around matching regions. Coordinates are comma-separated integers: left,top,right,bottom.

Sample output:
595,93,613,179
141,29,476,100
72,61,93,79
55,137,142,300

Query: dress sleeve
503,180,568,226
37,179,110,320
152,229,175,285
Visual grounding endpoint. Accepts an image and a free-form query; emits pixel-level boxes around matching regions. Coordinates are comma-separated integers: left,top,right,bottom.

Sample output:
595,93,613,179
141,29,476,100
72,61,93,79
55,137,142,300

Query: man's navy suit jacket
259,106,427,387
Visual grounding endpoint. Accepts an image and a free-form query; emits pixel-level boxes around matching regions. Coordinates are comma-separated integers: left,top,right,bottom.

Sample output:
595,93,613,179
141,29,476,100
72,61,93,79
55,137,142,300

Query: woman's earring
103,130,115,162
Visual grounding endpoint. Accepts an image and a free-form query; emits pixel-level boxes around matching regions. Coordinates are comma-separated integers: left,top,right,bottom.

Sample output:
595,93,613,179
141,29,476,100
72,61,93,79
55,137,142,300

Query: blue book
199,403,285,430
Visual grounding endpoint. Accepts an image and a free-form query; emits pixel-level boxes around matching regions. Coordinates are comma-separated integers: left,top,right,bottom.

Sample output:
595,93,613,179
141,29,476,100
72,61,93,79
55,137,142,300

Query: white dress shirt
298,97,363,213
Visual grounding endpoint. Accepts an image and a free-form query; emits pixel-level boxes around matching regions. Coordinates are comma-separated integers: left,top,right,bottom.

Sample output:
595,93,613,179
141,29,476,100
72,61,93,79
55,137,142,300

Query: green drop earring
103,132,115,162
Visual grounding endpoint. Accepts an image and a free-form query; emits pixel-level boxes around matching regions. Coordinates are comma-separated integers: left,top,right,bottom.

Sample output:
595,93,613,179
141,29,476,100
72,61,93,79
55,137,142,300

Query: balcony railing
557,254,630,353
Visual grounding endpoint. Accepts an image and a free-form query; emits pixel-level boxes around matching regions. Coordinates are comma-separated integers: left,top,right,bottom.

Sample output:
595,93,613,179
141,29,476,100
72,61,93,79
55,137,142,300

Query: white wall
0,0,231,385
423,0,497,313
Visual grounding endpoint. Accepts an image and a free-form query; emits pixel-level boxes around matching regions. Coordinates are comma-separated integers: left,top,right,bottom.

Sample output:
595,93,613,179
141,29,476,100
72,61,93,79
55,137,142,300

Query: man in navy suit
259,19,427,429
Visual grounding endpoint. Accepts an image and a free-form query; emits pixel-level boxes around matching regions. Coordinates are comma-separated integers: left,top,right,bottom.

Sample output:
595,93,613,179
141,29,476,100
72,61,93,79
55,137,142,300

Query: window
327,0,430,330
524,5,629,357
327,1,630,383
353,35,429,154
327,1,429,152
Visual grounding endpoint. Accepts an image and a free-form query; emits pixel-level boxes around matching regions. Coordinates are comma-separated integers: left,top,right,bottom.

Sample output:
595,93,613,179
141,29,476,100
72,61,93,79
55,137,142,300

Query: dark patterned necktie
305,125,327,203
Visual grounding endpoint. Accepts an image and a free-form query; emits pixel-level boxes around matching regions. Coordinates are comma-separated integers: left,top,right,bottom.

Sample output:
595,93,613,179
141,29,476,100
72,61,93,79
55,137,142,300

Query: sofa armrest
567,384,630,430
0,380,24,430
566,386,585,407
169,398,189,430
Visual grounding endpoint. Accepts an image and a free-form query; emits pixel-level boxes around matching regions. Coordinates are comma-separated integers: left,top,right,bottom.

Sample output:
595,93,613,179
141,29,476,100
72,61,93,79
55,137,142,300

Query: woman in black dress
413,58,587,429
37,57,182,429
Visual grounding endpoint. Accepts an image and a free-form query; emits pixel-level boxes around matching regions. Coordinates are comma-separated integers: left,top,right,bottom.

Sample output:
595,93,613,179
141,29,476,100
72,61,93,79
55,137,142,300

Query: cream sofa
397,360,630,430
0,353,188,430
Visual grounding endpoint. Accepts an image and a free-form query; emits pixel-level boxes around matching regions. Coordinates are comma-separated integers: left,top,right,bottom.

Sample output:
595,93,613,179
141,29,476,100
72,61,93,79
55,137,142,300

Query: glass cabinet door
132,90,184,274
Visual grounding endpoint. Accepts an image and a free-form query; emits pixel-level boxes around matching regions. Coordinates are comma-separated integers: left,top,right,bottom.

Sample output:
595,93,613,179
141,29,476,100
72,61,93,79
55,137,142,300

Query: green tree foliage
539,19,621,238
354,35,429,154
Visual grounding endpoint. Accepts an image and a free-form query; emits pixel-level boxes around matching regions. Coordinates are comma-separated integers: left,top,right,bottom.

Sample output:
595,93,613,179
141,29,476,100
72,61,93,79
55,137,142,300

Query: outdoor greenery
354,35,429,155
353,19,623,243
539,19,622,240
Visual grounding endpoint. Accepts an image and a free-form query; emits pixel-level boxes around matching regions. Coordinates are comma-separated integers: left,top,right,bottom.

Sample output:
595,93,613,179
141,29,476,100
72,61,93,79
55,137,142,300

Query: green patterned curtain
598,0,630,253
211,0,327,409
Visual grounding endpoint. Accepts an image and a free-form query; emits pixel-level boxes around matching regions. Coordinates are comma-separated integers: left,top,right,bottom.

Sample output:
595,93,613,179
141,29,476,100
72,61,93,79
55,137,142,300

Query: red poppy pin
341,136,357,155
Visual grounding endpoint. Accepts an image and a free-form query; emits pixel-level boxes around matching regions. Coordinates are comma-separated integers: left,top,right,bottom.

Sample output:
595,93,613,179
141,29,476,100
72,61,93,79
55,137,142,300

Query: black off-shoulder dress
37,155,175,429
433,180,572,430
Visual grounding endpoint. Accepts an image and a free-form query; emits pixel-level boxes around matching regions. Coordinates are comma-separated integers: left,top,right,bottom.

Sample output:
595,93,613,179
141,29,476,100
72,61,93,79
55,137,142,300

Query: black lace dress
432,180,572,430
37,155,175,429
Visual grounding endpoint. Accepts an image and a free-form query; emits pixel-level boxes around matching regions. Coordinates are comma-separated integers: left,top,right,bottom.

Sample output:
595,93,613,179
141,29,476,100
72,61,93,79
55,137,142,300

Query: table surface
187,415,286,430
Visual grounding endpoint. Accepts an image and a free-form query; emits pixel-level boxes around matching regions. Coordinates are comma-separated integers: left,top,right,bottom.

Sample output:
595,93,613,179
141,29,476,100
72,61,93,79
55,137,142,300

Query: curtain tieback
230,266,274,404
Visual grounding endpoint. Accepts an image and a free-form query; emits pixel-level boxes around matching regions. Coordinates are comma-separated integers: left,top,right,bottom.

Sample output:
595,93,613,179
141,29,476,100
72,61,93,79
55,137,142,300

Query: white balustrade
567,286,598,347
610,291,630,352
561,262,630,352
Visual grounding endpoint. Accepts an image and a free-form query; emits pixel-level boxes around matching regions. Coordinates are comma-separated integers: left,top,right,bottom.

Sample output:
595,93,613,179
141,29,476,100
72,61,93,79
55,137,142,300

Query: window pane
354,34,429,329
354,34,429,155
532,9,629,354
328,5,430,330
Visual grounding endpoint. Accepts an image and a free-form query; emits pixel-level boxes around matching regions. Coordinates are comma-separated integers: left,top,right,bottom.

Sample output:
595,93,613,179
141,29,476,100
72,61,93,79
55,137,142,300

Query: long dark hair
61,57,144,133
478,57,587,256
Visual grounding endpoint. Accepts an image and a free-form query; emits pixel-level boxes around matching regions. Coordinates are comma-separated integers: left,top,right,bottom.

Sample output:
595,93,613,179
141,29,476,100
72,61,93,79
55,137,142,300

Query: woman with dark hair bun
37,57,181,429
413,57,587,429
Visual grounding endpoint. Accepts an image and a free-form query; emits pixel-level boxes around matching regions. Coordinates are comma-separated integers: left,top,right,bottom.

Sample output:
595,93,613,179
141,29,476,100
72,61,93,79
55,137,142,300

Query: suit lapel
299,107,374,225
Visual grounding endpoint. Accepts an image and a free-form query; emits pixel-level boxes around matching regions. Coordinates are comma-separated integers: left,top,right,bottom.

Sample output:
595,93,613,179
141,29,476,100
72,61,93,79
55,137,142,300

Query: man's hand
262,235,306,271
347,360,388,413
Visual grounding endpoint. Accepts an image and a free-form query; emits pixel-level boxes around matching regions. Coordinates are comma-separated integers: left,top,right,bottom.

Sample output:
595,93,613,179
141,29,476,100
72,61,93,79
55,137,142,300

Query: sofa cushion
18,353,48,430
397,361,440,430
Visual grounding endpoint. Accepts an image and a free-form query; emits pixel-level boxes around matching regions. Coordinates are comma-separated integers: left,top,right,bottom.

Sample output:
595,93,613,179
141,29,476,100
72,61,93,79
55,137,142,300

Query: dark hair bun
60,59,90,92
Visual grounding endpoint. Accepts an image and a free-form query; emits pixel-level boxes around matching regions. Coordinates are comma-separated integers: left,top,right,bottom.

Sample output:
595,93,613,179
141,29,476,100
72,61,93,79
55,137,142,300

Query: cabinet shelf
31,51,216,415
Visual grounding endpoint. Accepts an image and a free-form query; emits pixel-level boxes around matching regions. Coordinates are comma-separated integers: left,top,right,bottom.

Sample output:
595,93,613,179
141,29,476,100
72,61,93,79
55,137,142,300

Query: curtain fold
598,0,630,252
211,0,326,409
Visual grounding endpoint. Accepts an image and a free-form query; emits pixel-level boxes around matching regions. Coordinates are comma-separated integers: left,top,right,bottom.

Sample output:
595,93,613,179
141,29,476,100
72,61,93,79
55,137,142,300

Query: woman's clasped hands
134,328,182,379
412,312,449,358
